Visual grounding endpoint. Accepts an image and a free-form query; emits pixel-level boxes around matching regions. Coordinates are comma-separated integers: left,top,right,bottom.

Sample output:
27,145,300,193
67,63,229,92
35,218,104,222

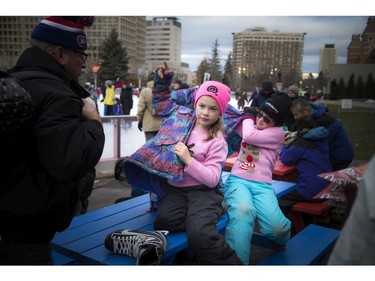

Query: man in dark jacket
291,98,354,170
120,82,134,115
0,16,105,265
250,80,275,108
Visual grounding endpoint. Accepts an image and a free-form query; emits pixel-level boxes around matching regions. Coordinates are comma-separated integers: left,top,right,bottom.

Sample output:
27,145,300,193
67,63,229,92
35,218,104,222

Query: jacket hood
311,103,329,118
303,126,329,141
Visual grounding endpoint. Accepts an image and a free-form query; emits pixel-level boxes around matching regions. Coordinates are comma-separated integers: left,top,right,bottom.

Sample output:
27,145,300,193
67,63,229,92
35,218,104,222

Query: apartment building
0,16,43,69
319,44,338,73
145,17,182,76
232,27,305,90
0,16,146,84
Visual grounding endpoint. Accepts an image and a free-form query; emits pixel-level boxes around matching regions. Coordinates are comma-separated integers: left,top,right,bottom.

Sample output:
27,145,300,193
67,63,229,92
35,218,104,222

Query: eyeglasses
257,111,274,124
65,48,88,63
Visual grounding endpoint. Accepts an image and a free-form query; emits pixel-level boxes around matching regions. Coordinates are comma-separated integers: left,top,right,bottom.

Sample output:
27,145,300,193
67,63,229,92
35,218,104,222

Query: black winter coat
0,47,105,243
120,86,133,115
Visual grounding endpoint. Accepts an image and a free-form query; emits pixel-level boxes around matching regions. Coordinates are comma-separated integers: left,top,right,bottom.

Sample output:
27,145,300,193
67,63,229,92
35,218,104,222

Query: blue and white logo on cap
77,35,87,48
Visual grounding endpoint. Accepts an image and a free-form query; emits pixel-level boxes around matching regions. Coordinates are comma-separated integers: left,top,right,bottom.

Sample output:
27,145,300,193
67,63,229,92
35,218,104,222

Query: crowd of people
1,15,371,266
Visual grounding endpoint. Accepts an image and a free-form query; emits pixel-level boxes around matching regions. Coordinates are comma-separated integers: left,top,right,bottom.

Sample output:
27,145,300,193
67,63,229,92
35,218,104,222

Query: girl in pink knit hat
149,63,242,264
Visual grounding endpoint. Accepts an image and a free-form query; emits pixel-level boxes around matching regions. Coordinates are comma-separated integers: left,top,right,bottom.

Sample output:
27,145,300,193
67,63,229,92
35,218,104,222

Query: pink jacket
231,118,284,184
169,126,228,188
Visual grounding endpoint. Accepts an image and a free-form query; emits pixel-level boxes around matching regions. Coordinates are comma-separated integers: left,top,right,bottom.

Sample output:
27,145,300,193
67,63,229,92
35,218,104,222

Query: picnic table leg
290,209,306,235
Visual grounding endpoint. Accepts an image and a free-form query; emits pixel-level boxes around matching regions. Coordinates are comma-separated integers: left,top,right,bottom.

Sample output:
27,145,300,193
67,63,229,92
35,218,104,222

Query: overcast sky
6,1,371,74
166,16,369,73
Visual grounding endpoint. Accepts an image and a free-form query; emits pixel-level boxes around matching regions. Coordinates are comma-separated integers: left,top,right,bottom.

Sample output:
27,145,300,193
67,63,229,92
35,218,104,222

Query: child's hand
173,142,192,166
156,62,173,78
154,61,174,91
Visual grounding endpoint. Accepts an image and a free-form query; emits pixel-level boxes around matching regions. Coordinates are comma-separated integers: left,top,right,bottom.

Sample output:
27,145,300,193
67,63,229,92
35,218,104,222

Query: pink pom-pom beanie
194,81,231,116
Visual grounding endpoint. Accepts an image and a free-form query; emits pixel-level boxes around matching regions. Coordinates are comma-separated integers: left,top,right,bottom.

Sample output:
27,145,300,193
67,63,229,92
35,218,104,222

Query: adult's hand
82,99,102,124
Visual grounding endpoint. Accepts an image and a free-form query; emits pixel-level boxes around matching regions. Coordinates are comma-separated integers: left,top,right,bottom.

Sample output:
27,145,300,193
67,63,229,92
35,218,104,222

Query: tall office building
0,16,42,69
232,27,305,90
145,17,182,76
347,16,375,64
0,16,146,84
85,16,146,84
319,44,338,73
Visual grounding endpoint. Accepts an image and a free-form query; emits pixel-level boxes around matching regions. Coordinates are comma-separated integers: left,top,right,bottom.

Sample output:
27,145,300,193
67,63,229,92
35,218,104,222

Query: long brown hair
204,117,225,141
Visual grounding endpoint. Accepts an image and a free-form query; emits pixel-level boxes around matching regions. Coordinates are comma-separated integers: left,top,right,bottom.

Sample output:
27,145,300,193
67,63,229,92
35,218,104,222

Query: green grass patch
327,104,375,162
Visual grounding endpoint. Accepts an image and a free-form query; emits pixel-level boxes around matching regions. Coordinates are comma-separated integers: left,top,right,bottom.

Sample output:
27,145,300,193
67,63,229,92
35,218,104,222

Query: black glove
138,121,143,132
243,107,257,120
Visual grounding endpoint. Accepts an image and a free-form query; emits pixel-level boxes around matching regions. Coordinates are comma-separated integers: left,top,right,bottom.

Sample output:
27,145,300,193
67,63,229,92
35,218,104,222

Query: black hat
259,93,291,126
147,72,154,82
261,80,273,91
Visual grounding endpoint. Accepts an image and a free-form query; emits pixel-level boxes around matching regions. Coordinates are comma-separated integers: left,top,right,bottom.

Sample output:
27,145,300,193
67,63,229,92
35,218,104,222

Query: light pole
238,67,246,91
92,65,100,89
269,67,278,82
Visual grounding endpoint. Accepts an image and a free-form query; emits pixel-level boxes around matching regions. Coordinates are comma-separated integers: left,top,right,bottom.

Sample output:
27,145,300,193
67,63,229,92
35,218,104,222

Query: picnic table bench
52,175,339,265
258,224,340,265
52,171,297,265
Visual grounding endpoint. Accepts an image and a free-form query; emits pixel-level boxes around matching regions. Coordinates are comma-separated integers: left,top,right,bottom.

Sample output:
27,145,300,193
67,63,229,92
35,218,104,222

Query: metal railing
101,115,138,159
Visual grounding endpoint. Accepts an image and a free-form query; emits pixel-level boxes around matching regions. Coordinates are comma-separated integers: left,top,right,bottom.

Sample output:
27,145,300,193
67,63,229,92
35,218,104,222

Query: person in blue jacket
290,98,354,171
278,116,332,208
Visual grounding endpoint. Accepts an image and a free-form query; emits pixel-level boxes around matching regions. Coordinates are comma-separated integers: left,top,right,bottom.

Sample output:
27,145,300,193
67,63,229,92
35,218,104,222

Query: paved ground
87,177,132,212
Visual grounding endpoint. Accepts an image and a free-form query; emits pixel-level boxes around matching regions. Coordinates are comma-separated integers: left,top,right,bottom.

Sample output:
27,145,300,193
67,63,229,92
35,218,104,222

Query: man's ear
52,46,65,64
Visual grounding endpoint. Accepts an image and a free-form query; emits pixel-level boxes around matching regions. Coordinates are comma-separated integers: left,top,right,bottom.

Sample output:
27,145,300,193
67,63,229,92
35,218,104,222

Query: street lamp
269,67,278,81
238,67,246,91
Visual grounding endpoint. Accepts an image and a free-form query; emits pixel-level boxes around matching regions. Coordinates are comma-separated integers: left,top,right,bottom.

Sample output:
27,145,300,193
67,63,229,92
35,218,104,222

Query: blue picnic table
52,172,297,265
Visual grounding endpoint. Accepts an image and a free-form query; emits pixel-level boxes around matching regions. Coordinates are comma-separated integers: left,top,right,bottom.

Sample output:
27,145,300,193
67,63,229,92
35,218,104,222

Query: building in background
0,16,146,85
145,17,194,85
85,16,146,86
347,16,375,64
319,44,338,73
323,16,375,95
0,16,42,70
145,17,181,74
326,64,374,87
232,27,305,91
